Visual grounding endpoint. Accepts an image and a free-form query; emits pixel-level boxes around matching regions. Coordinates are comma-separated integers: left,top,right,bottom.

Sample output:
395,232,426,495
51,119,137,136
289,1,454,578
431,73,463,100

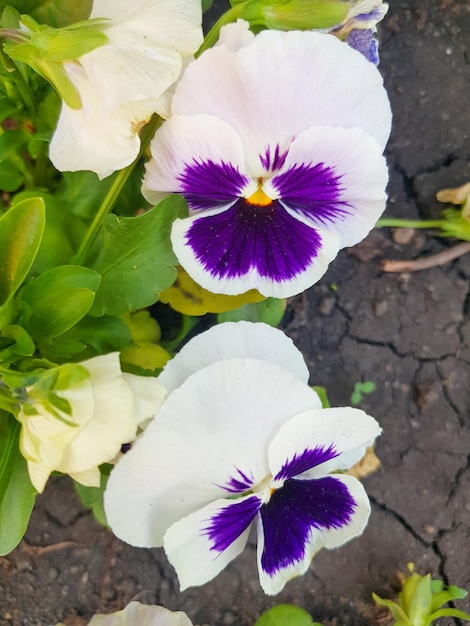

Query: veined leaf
90,195,188,317
0,197,45,306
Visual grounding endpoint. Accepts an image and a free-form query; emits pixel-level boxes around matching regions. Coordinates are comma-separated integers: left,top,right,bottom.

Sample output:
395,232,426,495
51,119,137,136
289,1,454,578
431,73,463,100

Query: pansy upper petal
164,494,262,590
171,28,391,156
257,474,371,594
87,600,194,626
91,0,203,56
171,204,340,298
268,407,381,482
104,359,321,547
158,321,311,393
266,125,388,249
142,114,250,208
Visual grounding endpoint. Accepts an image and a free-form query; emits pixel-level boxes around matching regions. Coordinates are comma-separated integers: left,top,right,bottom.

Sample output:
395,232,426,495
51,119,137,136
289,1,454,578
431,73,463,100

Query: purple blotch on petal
260,476,356,576
272,163,351,224
185,199,323,282
260,144,288,172
274,444,339,482
204,495,261,553
178,159,249,212
218,467,255,494
347,30,380,65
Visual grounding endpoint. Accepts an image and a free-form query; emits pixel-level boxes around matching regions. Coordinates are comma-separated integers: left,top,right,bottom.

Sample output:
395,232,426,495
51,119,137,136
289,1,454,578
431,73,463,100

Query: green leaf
372,593,411,624
62,314,132,358
431,585,467,612
55,170,113,220
12,191,84,272
0,413,36,555
20,265,101,338
254,604,318,626
90,196,188,317
0,197,45,306
406,575,433,626
217,297,286,326
312,386,331,409
428,608,470,622
74,471,109,527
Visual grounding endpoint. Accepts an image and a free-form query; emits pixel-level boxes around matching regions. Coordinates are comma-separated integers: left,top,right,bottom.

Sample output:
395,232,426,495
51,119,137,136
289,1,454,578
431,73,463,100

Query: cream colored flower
18,353,166,493
56,601,193,626
49,0,203,178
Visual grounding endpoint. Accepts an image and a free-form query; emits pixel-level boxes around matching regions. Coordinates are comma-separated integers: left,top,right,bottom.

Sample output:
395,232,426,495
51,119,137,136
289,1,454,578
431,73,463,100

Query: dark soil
2,1,470,624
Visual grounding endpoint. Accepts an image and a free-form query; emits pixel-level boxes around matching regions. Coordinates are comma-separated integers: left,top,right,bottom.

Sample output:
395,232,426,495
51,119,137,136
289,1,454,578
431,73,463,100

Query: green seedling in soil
351,381,376,405
373,564,470,625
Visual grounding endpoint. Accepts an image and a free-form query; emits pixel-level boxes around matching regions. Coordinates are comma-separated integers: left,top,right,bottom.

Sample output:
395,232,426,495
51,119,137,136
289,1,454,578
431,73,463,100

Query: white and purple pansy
104,322,381,595
142,22,392,299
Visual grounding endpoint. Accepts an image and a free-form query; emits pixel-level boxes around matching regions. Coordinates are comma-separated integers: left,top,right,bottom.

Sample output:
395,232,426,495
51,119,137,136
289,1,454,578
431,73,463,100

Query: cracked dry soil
1,1,470,625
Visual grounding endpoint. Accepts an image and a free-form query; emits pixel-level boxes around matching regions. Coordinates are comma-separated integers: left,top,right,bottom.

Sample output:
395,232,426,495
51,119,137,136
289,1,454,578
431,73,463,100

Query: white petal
171,29,391,157
49,64,141,178
164,494,261,590
88,601,194,626
121,373,166,425
142,114,250,206
90,0,203,56
216,20,255,51
267,125,389,248
56,354,138,475
158,321,311,393
256,474,371,594
267,407,381,481
104,359,321,547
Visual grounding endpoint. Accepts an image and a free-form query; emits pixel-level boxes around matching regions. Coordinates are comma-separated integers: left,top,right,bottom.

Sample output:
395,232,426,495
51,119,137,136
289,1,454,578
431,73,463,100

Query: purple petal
259,477,356,576
204,495,261,553
184,199,323,281
272,162,351,225
347,30,380,66
178,159,249,211
274,445,339,482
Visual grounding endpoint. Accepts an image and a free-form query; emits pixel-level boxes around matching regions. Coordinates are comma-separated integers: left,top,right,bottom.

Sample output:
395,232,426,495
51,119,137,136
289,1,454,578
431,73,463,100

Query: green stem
375,218,445,229
197,4,247,56
73,114,162,266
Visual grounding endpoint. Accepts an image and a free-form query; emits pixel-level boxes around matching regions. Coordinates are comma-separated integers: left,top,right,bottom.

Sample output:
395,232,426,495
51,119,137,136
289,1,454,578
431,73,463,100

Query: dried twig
381,241,470,272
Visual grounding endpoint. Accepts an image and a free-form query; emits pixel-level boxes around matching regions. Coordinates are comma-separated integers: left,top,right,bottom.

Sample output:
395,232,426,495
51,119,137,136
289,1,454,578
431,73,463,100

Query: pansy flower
49,0,203,178
105,322,381,594
142,23,392,298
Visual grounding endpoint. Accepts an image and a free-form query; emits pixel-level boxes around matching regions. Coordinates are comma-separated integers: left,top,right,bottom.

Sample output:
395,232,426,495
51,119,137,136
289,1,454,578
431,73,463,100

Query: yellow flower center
246,179,273,206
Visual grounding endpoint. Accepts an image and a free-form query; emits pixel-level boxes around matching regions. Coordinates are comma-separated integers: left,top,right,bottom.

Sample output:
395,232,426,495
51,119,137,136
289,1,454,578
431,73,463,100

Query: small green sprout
351,381,376,405
373,564,470,625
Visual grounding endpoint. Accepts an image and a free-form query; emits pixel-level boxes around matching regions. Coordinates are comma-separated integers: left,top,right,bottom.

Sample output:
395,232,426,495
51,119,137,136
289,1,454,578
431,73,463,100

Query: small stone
318,297,335,316
48,567,59,580
374,300,388,317
392,227,415,244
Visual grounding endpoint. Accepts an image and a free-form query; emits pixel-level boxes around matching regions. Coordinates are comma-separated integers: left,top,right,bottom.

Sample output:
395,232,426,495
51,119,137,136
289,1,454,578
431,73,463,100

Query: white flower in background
49,0,203,179
105,322,381,595
143,22,391,298
18,353,166,493
55,601,194,626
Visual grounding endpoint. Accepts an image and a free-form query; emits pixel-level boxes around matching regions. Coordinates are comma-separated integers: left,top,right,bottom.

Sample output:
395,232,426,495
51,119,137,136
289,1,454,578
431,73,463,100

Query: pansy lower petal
171,202,340,298
268,126,388,249
143,114,250,208
105,359,321,547
164,494,262,590
172,29,391,158
158,321,311,393
268,407,381,482
257,475,370,594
